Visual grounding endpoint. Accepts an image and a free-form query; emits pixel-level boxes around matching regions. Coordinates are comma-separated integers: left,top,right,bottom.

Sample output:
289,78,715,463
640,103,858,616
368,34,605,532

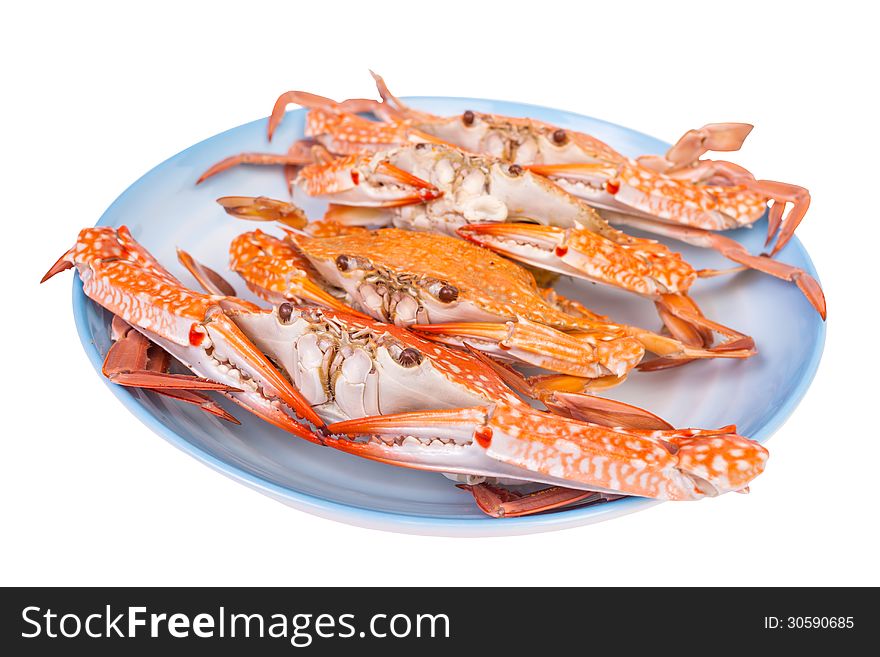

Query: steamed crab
43,226,769,516
198,76,824,320
213,198,755,381
291,142,761,357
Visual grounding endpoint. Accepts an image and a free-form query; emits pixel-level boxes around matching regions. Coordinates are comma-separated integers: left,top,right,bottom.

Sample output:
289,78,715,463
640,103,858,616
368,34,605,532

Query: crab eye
278,302,293,322
438,284,459,303
462,110,475,126
507,164,523,177
552,129,567,144
397,347,423,367
336,254,372,273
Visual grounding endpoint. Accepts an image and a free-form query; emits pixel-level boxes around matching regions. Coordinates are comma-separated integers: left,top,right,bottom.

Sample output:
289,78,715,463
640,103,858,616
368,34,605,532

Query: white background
2,1,877,586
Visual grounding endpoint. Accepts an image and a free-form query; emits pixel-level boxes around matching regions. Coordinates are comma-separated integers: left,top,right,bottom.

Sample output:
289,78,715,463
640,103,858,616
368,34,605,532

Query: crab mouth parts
351,269,456,325
293,306,417,365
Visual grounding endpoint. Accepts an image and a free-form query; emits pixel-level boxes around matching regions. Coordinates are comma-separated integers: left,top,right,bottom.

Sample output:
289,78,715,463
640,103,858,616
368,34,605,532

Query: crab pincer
327,401,769,501
42,226,323,442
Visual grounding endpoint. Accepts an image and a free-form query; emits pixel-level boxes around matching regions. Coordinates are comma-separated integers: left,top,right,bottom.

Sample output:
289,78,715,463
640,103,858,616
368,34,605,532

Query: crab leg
202,91,437,185
197,149,314,185
412,316,644,378
543,392,673,431
103,327,237,391
643,294,756,365
193,87,446,187
175,248,238,298
546,286,734,360
216,195,309,228
636,123,754,173
458,482,602,518
462,345,670,430
753,179,811,256
267,91,381,141
104,316,240,423
322,204,396,227
679,166,811,256
369,70,437,123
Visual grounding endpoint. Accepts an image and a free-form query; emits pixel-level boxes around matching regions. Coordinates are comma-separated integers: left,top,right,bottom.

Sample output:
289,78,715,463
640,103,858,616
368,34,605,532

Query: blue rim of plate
71,97,826,534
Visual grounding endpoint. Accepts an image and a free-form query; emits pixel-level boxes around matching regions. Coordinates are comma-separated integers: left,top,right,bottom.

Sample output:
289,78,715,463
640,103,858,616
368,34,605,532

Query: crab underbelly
229,310,489,421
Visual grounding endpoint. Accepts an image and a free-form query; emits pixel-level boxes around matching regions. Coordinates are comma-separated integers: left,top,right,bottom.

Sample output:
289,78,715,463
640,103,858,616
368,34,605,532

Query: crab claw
528,161,761,233
267,90,382,141
324,406,563,486
41,250,75,283
376,161,444,202
44,227,324,443
197,151,315,185
458,221,695,298
458,222,755,363
135,309,324,442
328,402,769,500
228,229,370,318
298,154,443,208
606,213,826,320
703,234,825,320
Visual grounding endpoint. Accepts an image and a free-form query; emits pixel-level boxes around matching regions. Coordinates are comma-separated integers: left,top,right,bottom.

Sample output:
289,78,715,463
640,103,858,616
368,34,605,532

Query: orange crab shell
294,227,612,331
486,403,769,499
292,227,647,376
306,108,409,154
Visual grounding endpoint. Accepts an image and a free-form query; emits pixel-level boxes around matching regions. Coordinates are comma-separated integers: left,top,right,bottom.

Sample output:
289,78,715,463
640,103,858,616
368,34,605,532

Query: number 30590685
764,617,854,629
